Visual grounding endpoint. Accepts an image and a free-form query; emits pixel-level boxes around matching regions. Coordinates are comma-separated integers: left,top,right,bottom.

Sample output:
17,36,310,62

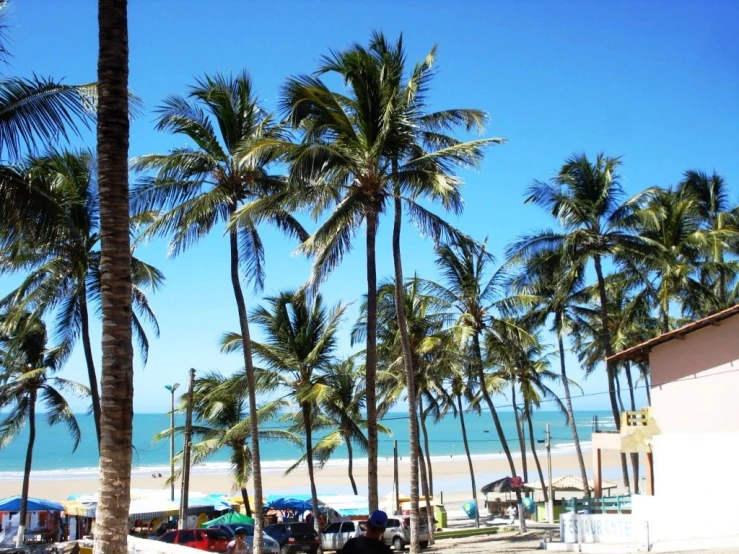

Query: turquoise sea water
0,410,615,482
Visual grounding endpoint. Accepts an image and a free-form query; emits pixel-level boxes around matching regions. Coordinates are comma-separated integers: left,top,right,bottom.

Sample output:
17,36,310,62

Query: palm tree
131,72,307,552
506,246,590,495
514,153,649,488
679,170,739,307
421,240,520,478
627,186,718,333
285,358,374,495
0,311,86,547
282,33,498,515
356,277,451,540
434,353,481,527
0,3,95,248
224,290,344,537
0,149,163,446
155,371,299,515
94,1,134,552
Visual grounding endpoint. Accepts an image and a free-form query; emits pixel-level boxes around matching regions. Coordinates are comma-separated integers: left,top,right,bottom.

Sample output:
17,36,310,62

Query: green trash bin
434,504,447,529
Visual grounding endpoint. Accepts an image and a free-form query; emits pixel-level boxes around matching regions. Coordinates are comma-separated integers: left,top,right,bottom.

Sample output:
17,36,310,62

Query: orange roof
608,303,739,362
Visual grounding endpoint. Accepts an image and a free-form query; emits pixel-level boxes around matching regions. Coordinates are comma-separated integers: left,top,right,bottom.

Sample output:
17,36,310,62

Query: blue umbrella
0,496,64,512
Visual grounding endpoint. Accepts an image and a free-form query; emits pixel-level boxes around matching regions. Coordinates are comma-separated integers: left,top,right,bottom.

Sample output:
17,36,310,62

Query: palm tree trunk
419,402,434,498
525,406,547,503
415,424,434,545
365,208,379,512
344,428,358,495
79,287,101,449
592,254,630,491
557,331,589,497
391,191,420,553
615,372,626,413
94,2,135,553
15,391,36,547
510,377,528,483
228,210,264,554
624,363,640,495
240,487,252,517
472,333,516,476
641,364,652,406
457,393,479,528
302,402,321,542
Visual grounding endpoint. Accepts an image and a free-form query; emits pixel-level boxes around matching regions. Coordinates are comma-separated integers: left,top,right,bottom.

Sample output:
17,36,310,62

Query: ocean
0,409,615,482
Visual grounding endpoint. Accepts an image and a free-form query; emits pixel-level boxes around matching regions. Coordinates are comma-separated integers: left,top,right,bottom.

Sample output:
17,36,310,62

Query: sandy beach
0,449,629,502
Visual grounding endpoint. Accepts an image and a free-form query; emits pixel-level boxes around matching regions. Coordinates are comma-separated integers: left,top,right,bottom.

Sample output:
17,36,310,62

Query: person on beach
226,527,249,554
342,510,390,554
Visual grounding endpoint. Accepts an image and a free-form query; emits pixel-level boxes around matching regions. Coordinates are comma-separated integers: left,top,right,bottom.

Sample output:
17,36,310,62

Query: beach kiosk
0,496,64,546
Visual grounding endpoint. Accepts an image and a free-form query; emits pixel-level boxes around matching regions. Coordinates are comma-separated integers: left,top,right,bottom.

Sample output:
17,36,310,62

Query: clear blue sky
3,0,738,413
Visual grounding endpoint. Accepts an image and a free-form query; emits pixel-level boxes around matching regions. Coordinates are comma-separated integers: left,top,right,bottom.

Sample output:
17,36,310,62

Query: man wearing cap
343,510,391,554
226,527,249,554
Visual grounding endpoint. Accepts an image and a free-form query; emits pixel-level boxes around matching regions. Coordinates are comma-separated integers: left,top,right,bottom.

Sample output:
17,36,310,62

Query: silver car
381,517,429,551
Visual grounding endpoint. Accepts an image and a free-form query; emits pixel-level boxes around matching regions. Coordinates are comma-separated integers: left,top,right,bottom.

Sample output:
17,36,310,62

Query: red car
158,528,231,552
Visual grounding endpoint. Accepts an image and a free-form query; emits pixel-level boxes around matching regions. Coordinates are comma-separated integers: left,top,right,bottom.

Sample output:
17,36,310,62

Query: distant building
591,303,739,550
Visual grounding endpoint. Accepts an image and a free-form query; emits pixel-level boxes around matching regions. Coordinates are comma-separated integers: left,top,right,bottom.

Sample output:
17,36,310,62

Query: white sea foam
0,440,596,482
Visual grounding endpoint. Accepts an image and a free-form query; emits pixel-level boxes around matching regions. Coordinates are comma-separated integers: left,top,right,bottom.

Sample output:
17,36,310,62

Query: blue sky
2,0,738,413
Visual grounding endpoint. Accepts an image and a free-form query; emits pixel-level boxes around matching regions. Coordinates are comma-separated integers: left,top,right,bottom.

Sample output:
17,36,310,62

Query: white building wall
632,432,739,549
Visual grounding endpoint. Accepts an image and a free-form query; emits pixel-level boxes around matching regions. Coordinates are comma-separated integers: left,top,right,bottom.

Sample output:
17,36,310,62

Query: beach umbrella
0,496,64,512
203,511,254,527
480,476,524,494
264,495,314,512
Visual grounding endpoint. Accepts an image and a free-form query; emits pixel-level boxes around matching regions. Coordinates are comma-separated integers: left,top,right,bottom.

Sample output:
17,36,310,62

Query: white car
320,521,362,552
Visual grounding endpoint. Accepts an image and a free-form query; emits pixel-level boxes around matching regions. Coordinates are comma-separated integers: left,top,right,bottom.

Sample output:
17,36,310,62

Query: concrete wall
649,314,739,435
633,432,739,549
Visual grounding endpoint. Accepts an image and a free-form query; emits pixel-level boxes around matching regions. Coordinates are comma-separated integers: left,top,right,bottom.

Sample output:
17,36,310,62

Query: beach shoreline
0,449,630,502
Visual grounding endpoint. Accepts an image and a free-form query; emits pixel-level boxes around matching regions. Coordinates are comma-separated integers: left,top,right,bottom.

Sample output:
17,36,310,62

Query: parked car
208,523,280,554
381,517,429,551
320,520,362,552
263,522,320,554
158,528,231,552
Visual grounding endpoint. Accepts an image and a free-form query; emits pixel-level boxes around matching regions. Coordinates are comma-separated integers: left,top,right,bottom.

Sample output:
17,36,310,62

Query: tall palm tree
421,240,519,478
282,33,498,515
285,358,375,495
0,149,163,446
0,311,86,547
514,153,649,488
224,290,344,537
132,72,307,552
94,1,134,552
505,246,590,495
155,371,299,515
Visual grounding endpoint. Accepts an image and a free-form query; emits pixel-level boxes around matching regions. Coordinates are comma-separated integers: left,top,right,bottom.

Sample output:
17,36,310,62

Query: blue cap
235,527,246,535
367,510,387,529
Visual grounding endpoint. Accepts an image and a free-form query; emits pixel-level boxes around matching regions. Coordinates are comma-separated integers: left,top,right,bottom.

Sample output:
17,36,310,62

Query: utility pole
178,368,195,529
393,440,400,515
165,383,180,502
546,424,553,523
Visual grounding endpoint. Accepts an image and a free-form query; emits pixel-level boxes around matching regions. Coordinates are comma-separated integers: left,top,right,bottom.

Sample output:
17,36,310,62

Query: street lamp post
165,383,180,502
